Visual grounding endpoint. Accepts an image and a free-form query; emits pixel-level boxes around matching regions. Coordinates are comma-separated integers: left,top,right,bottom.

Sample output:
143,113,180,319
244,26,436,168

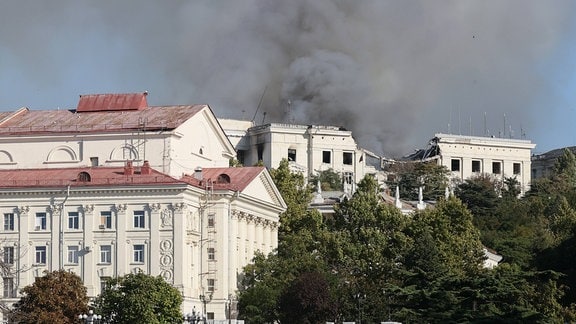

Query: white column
114,204,127,276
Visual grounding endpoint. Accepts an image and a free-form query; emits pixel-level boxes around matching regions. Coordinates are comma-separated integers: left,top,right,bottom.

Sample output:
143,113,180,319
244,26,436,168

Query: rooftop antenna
484,112,487,136
469,116,472,136
261,111,267,124
521,125,526,139
448,109,452,134
251,86,268,123
503,113,506,138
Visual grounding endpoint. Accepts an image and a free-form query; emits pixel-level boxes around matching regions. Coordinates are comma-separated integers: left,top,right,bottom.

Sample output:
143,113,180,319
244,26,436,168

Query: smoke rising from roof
1,1,575,156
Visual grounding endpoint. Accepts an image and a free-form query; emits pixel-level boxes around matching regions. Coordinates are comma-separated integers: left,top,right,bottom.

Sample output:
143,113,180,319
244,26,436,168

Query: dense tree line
238,156,576,323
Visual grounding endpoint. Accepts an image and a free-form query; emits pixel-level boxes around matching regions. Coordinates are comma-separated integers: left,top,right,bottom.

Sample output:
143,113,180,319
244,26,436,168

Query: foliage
386,161,450,200
11,269,89,324
309,168,343,191
278,271,337,324
93,272,182,324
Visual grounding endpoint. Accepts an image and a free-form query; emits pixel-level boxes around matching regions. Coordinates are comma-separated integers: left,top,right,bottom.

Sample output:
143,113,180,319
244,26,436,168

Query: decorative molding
160,209,173,228
171,202,186,212
159,239,174,284
18,206,30,215
82,204,95,214
114,203,127,213
148,203,161,212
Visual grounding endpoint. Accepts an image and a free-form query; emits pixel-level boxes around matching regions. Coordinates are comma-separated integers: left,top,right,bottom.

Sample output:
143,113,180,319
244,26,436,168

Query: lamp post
183,306,203,323
199,293,212,320
78,310,101,324
226,296,232,324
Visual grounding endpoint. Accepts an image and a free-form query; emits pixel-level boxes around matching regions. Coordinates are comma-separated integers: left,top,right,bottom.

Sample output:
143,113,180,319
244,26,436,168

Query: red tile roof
183,167,265,191
0,166,184,188
77,93,149,112
0,105,205,135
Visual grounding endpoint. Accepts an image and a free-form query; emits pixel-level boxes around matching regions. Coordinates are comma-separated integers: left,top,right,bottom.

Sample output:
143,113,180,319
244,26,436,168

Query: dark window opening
492,162,501,174
513,163,521,175
472,160,481,173
343,152,353,165
288,149,296,161
237,150,246,165
257,144,264,162
322,151,331,164
451,159,460,172
77,172,91,182
90,157,99,167
216,174,230,184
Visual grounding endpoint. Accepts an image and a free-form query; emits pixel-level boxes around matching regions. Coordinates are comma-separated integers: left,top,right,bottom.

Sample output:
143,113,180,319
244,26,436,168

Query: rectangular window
472,160,481,173
100,245,112,264
133,211,145,229
451,159,461,172
513,163,521,175
100,211,112,229
343,152,353,165
492,161,501,174
35,246,46,264
207,213,215,227
207,278,215,292
90,157,99,167
35,213,47,230
208,247,215,260
3,247,14,265
133,244,145,263
68,212,79,229
236,150,246,165
4,213,14,231
287,149,296,162
67,246,79,264
322,151,331,164
3,278,15,298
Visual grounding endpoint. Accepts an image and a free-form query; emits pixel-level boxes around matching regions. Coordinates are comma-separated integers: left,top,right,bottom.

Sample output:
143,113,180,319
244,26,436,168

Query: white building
409,133,536,195
220,120,379,191
0,93,286,322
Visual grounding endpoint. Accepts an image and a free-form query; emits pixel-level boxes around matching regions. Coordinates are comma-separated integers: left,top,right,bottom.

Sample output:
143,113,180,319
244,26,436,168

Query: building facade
220,120,379,192
409,133,536,195
0,94,286,322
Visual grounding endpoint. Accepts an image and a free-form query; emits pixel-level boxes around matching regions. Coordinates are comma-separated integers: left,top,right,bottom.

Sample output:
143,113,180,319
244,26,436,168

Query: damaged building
404,133,535,195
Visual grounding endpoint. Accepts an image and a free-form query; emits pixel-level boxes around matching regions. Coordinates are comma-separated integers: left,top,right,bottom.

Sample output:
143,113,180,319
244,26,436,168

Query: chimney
194,167,203,181
141,160,152,175
124,160,134,175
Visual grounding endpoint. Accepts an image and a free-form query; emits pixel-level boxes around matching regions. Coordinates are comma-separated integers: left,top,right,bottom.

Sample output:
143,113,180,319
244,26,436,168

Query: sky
1,1,576,157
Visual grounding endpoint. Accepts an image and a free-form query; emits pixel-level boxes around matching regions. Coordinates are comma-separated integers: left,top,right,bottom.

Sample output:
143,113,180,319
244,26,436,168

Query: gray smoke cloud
1,1,574,156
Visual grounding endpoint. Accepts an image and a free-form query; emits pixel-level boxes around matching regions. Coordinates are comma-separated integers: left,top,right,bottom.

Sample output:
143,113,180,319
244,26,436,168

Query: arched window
77,172,91,182
216,173,230,184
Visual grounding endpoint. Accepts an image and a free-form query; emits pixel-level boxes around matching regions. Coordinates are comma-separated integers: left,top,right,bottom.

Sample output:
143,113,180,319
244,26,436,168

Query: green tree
387,161,449,200
12,269,89,324
309,168,343,191
94,272,182,324
278,271,337,324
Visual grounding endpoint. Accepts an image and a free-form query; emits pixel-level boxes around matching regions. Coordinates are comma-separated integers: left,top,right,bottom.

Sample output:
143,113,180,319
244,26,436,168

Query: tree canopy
12,269,89,324
93,272,182,324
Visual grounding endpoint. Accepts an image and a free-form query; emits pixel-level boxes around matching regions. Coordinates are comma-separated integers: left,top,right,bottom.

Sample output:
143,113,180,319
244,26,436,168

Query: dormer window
216,174,230,184
77,171,91,182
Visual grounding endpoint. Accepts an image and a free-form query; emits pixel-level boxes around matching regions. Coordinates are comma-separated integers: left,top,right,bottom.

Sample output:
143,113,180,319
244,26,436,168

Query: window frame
287,148,297,162
451,158,461,172
67,246,79,264
472,160,481,173
3,213,14,231
35,246,47,264
68,212,79,230
492,161,502,175
3,277,15,298
133,244,145,263
208,247,215,260
207,278,215,292
35,213,47,230
3,246,14,265
100,245,112,264
513,162,521,175
100,211,112,229
343,152,353,165
133,210,145,229
322,150,331,164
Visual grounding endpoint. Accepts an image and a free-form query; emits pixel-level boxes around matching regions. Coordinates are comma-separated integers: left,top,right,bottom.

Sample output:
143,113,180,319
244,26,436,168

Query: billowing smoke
1,1,574,156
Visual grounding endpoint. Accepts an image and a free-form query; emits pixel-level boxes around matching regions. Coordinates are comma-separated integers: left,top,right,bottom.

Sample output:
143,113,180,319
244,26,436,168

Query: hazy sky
1,1,576,157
